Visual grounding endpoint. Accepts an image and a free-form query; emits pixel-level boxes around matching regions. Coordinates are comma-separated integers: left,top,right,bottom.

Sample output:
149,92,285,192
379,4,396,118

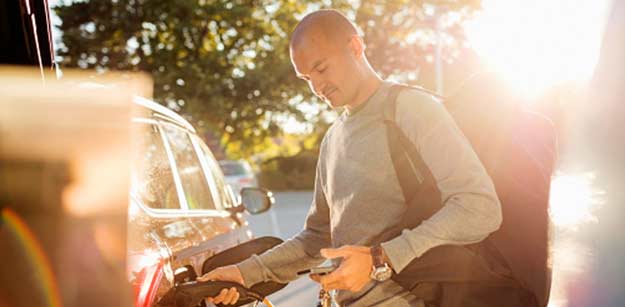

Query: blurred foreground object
0,66,151,306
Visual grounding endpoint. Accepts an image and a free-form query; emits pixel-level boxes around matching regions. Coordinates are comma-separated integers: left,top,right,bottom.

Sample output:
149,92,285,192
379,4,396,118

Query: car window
195,137,237,209
161,123,216,210
220,162,248,176
131,123,180,209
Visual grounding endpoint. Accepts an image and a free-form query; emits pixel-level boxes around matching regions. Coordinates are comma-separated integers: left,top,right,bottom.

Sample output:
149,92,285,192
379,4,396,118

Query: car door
128,119,251,306
158,121,251,277
128,120,190,306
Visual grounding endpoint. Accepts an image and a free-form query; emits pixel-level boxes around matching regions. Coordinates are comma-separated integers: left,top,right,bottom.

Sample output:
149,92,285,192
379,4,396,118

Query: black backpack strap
383,84,441,216
384,85,419,205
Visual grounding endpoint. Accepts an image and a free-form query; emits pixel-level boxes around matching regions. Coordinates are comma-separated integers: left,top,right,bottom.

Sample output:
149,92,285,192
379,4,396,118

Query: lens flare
0,208,62,307
549,173,602,228
547,172,602,306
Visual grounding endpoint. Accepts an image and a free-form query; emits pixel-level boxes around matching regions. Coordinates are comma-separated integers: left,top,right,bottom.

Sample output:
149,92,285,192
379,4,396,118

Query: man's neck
344,75,382,112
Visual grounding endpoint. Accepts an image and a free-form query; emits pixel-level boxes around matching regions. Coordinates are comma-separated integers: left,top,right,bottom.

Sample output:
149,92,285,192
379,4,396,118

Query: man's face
290,33,360,109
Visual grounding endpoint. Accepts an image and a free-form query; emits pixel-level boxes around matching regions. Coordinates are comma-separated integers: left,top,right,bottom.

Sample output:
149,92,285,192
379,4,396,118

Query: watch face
372,266,392,281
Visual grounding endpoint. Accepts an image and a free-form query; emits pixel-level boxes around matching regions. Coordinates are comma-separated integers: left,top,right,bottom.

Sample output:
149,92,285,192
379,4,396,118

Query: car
218,160,259,199
128,96,274,307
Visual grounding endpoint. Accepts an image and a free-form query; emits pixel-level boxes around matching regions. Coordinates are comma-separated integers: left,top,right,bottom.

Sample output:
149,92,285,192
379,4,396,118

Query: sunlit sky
465,0,612,98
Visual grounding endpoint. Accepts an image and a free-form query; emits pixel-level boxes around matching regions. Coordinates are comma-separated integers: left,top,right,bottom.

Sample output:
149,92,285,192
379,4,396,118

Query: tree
354,0,480,90
54,0,479,158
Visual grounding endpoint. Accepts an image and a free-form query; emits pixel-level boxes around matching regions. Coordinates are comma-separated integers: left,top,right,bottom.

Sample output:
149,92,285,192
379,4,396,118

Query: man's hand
196,265,244,305
310,245,373,292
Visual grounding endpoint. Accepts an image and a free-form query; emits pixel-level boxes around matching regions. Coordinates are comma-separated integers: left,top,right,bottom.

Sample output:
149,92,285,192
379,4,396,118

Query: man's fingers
231,290,240,305
318,268,349,291
222,287,239,305
309,273,322,284
206,287,240,305
321,276,349,291
196,265,244,285
197,270,219,282
212,288,229,304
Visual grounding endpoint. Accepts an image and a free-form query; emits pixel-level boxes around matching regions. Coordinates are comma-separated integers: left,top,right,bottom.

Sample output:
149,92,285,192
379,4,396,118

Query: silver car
128,97,272,307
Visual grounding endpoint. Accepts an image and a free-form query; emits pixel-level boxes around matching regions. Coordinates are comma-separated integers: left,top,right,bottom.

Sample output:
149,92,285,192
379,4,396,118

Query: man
198,9,502,306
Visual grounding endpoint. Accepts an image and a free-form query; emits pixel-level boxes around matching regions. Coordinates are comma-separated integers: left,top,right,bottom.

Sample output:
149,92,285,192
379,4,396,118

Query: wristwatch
370,244,393,282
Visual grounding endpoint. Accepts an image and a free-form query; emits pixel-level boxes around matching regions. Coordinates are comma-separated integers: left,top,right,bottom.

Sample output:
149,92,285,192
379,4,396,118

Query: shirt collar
344,80,393,117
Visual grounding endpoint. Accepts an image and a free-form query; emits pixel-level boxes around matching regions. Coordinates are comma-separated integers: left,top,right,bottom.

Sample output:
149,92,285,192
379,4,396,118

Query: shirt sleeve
380,89,503,273
237,145,332,286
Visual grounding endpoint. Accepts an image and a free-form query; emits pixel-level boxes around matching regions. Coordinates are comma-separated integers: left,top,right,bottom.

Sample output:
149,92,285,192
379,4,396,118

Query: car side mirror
240,187,274,215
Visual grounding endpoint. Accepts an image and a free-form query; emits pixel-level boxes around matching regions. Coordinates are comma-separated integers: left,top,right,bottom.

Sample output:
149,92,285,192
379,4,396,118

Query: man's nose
310,78,325,98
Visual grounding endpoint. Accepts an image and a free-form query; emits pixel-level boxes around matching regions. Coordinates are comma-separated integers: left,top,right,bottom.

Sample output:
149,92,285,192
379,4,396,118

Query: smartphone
296,265,337,276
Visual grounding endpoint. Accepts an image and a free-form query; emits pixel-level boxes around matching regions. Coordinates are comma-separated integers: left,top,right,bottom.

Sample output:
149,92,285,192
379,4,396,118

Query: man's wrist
380,246,393,270
370,244,392,269
380,236,422,273
370,244,394,282
236,255,265,287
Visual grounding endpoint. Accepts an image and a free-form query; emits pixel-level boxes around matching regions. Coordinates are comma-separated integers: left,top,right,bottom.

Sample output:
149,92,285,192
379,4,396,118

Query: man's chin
325,99,344,110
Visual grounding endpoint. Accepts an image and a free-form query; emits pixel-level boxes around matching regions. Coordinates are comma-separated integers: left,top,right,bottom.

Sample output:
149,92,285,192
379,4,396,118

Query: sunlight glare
464,0,610,98
549,173,601,228
548,237,592,307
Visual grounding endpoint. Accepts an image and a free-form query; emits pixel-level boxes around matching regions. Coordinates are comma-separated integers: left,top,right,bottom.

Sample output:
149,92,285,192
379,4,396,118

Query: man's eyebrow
296,58,327,80
311,58,327,71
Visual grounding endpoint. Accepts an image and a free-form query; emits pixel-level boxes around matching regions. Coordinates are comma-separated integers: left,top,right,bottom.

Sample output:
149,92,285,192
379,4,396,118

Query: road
245,191,319,306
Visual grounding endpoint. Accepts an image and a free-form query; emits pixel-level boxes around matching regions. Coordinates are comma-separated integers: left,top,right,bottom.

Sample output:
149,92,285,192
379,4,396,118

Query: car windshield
220,162,248,176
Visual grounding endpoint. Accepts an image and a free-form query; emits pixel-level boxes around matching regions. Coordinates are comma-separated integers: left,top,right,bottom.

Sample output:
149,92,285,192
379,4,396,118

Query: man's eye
318,67,327,73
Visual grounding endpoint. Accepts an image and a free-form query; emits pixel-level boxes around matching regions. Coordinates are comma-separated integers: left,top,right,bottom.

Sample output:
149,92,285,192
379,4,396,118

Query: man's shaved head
290,9,360,50
289,9,379,111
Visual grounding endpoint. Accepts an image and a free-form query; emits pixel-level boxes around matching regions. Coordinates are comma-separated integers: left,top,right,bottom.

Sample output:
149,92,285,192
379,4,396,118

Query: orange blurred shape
0,66,151,217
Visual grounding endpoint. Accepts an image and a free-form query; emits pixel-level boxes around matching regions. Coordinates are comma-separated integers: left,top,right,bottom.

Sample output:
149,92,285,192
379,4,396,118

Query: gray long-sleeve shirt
237,81,502,306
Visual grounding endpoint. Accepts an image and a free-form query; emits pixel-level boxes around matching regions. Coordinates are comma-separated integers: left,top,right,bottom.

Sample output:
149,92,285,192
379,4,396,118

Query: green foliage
258,150,318,190
55,0,315,155
54,0,479,160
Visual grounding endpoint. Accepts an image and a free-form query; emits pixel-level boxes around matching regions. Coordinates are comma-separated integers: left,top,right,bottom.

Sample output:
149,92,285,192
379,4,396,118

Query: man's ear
347,35,365,59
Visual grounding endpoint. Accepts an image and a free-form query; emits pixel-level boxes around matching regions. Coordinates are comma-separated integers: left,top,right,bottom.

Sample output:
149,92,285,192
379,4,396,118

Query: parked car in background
218,160,259,199
129,97,273,307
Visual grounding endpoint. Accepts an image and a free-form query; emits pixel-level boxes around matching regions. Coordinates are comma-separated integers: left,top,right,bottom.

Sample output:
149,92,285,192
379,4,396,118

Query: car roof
219,160,249,165
132,96,196,133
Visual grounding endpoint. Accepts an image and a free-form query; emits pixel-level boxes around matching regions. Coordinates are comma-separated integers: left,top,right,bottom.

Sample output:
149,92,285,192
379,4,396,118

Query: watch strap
370,244,386,267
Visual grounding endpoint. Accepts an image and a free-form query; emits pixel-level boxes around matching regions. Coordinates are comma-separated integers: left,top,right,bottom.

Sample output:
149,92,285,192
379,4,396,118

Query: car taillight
133,260,164,307
238,178,253,184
